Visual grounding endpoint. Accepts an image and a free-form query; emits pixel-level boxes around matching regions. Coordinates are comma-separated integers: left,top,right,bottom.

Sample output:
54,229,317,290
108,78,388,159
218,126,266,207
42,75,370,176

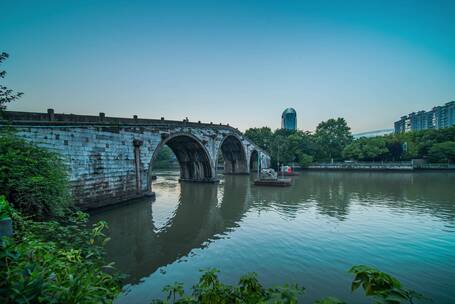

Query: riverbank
307,162,455,171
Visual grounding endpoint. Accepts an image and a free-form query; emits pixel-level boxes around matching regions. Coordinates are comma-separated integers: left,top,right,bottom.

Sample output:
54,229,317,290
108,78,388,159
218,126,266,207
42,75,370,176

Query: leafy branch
0,52,23,112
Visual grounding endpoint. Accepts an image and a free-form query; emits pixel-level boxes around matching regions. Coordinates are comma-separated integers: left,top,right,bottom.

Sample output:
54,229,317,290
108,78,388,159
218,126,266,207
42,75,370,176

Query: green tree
390,126,455,160
384,137,404,161
244,127,274,152
0,133,71,219
314,118,353,161
270,135,293,168
343,137,389,161
287,131,317,166
428,141,455,163
274,128,296,138
297,152,314,167
342,141,362,160
298,131,320,157
0,52,23,112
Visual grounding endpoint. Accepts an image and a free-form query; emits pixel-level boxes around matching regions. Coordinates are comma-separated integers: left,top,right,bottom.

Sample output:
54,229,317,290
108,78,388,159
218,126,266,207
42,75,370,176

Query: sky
1,0,454,132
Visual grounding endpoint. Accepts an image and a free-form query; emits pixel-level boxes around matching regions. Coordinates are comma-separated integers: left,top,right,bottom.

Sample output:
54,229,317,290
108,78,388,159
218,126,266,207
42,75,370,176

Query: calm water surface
90,171,455,303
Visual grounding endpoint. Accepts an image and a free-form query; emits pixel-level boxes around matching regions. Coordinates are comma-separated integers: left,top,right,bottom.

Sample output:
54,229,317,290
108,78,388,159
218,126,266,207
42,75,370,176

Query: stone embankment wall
308,161,455,171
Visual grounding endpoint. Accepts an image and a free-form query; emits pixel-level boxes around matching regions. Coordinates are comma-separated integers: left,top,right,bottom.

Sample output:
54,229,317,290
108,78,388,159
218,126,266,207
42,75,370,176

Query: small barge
254,169,292,187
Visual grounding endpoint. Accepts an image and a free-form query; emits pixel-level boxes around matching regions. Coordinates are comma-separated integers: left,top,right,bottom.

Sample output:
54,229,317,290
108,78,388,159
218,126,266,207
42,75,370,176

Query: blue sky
1,0,454,132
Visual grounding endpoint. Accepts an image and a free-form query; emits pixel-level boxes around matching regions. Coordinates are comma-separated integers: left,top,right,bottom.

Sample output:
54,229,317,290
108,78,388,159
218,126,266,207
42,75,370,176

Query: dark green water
90,171,455,303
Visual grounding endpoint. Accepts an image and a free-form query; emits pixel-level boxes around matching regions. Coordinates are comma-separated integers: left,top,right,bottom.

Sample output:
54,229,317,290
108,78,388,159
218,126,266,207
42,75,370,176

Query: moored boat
254,168,292,187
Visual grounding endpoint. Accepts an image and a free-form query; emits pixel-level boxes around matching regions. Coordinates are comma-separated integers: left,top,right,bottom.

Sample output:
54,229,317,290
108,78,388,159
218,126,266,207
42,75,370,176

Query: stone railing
417,163,455,170
308,162,413,170
308,161,455,171
1,109,242,134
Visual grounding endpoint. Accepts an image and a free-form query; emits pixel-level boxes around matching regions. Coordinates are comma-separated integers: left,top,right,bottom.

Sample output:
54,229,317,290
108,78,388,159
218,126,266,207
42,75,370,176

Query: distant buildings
281,108,297,131
394,101,455,134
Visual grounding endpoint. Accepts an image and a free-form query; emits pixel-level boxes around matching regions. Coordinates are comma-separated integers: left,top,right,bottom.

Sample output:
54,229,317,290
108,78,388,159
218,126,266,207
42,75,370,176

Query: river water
90,171,455,303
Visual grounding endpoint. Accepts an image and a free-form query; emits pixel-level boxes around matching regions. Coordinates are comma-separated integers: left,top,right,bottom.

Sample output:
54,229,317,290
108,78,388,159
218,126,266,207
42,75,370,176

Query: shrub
0,133,71,219
152,266,425,304
152,268,305,304
349,265,424,304
297,152,314,167
0,209,121,304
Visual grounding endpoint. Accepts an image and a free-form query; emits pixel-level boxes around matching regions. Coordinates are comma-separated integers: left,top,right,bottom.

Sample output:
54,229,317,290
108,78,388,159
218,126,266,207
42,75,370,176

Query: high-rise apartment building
394,101,455,133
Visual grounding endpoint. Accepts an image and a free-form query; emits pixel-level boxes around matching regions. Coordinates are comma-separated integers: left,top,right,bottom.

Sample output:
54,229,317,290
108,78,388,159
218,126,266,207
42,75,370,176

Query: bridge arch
217,134,248,174
148,133,216,191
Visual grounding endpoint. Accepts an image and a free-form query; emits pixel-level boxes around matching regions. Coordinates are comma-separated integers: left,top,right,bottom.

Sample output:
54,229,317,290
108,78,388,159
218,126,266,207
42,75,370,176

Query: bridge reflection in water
90,173,250,284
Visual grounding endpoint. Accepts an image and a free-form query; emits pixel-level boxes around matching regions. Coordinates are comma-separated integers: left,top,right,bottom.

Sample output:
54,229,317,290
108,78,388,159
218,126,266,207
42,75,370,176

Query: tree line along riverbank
243,119,455,169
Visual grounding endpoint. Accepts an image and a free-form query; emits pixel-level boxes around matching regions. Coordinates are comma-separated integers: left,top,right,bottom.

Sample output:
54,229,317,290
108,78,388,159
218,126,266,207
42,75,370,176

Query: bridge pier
249,150,259,173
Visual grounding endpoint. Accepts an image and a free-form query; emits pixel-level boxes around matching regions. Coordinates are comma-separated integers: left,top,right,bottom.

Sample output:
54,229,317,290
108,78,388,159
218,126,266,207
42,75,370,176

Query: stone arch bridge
1,110,270,209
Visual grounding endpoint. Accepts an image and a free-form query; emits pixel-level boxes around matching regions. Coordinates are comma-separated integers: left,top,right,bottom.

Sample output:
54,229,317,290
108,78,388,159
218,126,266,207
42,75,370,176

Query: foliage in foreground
0,132,72,219
0,195,13,220
0,206,121,304
349,265,424,304
152,266,424,304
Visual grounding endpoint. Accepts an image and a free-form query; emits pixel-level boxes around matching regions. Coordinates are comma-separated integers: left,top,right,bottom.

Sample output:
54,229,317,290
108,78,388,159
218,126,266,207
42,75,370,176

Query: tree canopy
428,141,455,163
314,118,353,161
245,120,455,166
343,137,389,161
244,127,274,152
244,118,353,167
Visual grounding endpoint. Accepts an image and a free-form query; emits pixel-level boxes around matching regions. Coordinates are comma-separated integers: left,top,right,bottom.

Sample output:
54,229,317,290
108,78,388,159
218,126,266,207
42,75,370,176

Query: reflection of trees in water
300,172,455,222
249,175,312,220
300,173,351,221
249,172,455,222
90,175,249,285
249,173,351,220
